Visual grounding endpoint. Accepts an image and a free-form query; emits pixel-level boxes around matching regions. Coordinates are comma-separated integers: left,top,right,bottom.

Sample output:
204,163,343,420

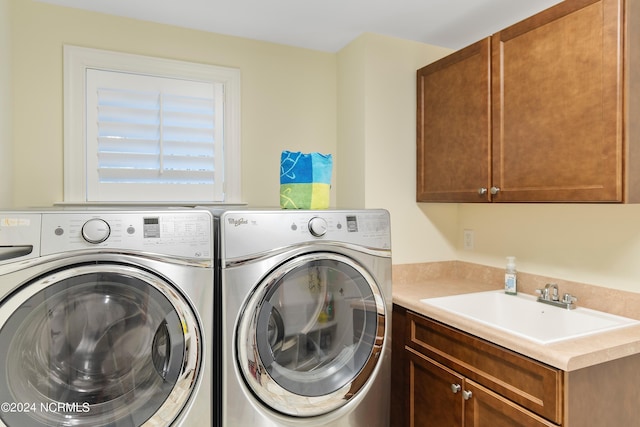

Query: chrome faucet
536,283,577,310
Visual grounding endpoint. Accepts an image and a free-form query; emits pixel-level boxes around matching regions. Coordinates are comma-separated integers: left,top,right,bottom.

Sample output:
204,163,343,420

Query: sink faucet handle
536,288,549,300
563,293,577,304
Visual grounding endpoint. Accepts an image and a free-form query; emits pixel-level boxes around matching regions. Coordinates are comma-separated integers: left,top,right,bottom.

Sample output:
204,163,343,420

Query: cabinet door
464,380,558,427
417,38,492,202
491,0,623,202
407,349,463,426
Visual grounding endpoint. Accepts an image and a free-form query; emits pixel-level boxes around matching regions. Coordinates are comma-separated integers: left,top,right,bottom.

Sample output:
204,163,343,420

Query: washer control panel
41,210,213,259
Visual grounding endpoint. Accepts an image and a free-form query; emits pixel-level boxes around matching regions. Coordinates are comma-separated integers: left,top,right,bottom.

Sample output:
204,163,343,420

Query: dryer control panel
220,209,391,260
40,210,213,259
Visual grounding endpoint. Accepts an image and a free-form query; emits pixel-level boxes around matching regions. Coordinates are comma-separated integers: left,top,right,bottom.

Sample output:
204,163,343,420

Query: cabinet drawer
406,311,562,424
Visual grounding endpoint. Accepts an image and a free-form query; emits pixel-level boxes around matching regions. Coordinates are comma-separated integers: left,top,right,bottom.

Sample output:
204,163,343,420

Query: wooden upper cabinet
492,0,623,202
417,38,492,202
417,0,640,202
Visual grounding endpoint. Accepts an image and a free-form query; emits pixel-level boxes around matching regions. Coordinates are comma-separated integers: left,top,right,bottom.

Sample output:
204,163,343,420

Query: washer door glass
237,253,385,417
0,264,201,427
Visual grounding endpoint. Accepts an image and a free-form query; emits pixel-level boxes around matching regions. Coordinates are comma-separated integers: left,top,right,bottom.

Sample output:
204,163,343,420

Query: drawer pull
451,383,461,394
463,390,473,400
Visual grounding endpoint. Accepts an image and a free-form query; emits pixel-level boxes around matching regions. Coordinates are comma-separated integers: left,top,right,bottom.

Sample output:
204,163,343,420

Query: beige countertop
392,263,640,372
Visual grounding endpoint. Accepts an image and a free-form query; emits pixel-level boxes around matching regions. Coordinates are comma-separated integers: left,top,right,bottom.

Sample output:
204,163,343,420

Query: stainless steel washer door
0,264,202,427
237,252,386,417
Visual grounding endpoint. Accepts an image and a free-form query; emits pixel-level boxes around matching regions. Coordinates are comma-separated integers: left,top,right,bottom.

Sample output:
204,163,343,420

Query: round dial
82,218,111,244
308,217,328,237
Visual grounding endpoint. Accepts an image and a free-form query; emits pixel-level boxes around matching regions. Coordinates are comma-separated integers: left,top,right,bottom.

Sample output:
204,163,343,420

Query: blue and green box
280,151,333,209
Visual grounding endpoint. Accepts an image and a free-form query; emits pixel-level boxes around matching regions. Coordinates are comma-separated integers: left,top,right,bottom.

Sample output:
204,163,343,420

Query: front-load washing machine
214,209,392,426
0,208,215,427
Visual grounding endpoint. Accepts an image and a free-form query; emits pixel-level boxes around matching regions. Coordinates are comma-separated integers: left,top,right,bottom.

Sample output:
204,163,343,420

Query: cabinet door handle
478,188,488,195
462,390,473,400
490,186,500,195
451,384,461,394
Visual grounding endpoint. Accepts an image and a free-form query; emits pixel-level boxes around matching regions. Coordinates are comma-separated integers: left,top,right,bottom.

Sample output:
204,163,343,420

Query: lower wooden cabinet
391,304,640,427
406,343,557,427
392,305,562,427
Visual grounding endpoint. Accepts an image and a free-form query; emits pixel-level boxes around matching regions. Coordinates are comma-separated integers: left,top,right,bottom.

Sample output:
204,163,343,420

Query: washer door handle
0,245,33,261
152,320,172,380
267,306,285,355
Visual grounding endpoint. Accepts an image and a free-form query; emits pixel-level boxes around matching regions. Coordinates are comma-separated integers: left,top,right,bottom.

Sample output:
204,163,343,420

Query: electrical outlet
463,229,474,251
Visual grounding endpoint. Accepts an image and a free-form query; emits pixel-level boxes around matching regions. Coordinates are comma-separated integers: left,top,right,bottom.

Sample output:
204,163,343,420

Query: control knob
82,218,111,243
308,217,328,237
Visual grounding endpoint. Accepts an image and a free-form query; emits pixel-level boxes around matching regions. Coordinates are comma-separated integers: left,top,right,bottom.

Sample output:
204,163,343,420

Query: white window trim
63,45,242,204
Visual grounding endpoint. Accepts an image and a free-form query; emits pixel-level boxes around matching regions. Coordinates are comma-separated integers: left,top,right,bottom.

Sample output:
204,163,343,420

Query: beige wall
457,204,640,293
0,0,12,207
9,0,336,208
337,33,457,263
336,36,367,209
8,0,457,269
8,1,640,294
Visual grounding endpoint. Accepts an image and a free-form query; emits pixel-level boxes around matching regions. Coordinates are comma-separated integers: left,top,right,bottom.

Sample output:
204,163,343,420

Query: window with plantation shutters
63,46,241,204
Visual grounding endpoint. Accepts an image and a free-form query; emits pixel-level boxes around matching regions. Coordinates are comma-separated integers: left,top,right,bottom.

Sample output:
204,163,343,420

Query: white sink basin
421,290,640,344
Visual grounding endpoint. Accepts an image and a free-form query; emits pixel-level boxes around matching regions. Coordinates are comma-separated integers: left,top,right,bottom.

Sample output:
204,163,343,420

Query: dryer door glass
238,252,385,417
0,265,200,427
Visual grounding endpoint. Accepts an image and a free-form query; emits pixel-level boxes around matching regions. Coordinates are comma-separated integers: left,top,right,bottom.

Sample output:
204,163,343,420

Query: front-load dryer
214,209,392,426
0,209,215,427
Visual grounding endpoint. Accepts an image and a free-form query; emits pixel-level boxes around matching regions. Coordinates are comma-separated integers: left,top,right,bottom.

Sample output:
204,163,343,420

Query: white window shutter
63,45,241,204
86,69,224,202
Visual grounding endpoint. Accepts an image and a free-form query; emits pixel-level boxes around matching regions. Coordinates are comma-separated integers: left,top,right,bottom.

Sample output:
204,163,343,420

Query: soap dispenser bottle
505,256,517,295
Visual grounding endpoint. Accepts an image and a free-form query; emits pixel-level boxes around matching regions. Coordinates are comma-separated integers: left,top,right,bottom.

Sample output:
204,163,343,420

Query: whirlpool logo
227,217,249,227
